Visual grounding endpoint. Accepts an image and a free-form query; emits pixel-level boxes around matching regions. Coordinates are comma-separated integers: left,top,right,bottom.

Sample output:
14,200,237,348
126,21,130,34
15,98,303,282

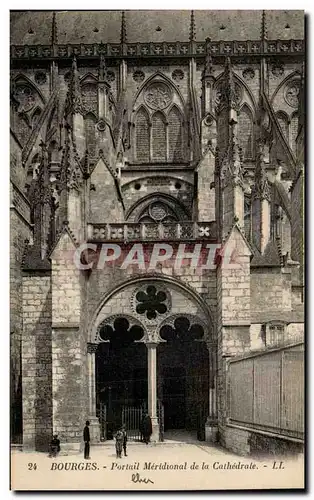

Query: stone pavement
11,440,304,491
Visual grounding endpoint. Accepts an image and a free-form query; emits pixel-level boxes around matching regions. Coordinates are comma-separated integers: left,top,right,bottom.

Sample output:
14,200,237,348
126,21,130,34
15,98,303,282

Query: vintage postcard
10,9,305,491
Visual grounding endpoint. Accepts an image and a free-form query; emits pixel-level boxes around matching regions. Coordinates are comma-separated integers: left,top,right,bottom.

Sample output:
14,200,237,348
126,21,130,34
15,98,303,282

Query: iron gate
99,401,164,441
99,403,107,441
121,401,164,441
122,406,144,441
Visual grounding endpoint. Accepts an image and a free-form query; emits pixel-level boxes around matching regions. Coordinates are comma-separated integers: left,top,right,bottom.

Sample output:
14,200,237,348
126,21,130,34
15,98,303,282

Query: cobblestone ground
11,441,304,491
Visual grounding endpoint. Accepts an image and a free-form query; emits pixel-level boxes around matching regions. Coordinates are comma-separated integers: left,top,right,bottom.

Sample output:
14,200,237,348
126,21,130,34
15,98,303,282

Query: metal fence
99,401,164,441
228,342,304,441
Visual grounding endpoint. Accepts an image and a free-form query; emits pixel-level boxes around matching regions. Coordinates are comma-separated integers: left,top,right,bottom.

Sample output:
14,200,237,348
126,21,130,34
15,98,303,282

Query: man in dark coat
141,413,152,444
49,434,60,457
121,425,128,456
83,420,91,459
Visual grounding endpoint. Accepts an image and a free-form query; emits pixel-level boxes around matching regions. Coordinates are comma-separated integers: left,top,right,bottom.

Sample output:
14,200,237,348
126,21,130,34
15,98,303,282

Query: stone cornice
10,39,304,61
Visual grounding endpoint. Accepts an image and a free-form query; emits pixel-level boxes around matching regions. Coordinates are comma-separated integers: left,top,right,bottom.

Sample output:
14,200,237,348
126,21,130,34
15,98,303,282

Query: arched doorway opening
158,316,209,439
96,317,146,439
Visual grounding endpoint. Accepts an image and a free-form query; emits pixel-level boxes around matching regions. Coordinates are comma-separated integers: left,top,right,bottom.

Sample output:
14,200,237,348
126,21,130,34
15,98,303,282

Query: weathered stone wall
250,267,292,314
22,273,52,450
221,426,251,456
222,426,304,456
89,158,124,224
121,175,194,219
216,227,251,445
51,231,88,447
10,134,32,440
197,150,215,222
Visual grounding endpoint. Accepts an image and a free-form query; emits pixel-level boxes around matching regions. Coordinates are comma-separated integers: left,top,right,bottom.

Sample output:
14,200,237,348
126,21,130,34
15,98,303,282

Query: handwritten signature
131,473,154,484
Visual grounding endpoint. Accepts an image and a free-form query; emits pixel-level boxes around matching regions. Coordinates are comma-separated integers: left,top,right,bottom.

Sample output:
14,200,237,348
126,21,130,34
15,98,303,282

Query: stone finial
260,10,267,41
221,123,244,188
189,10,196,42
58,123,83,194
203,53,214,78
99,53,107,81
217,57,239,114
51,11,58,45
252,140,271,201
65,56,84,116
120,11,127,44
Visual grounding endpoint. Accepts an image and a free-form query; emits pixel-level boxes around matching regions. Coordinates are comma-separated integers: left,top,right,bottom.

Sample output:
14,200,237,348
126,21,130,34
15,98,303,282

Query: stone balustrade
87,221,217,242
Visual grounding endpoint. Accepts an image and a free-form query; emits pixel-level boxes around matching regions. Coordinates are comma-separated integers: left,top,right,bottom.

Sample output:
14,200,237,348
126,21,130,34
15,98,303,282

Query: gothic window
13,77,45,146
14,84,36,113
238,104,253,159
290,112,299,154
135,107,150,163
138,201,178,224
84,113,97,157
266,323,285,347
151,111,167,162
17,113,31,146
276,111,289,143
160,317,204,342
98,317,144,347
168,106,182,161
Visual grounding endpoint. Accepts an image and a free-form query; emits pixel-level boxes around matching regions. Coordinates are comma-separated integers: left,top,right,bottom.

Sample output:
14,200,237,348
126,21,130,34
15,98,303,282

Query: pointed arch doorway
158,316,210,440
95,316,147,439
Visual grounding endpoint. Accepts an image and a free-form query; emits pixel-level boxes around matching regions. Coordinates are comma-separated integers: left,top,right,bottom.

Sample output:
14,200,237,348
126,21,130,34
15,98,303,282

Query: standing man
49,434,60,458
121,424,128,457
83,420,91,459
142,413,152,444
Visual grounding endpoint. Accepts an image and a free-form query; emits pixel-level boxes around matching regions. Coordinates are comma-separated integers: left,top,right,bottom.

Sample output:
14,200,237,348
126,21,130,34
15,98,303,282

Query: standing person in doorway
142,413,152,444
83,420,91,459
121,424,128,457
115,428,124,458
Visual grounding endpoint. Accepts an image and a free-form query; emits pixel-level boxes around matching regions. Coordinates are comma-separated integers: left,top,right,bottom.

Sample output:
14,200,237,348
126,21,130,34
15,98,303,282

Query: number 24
28,463,37,470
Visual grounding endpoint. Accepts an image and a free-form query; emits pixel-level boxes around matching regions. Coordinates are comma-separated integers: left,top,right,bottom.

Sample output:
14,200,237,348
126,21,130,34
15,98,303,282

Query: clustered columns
206,341,218,442
87,342,100,442
146,341,159,442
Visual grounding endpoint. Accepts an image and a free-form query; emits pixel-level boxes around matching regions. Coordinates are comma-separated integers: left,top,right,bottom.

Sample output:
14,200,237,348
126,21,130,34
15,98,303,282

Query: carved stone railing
10,39,304,61
87,221,217,242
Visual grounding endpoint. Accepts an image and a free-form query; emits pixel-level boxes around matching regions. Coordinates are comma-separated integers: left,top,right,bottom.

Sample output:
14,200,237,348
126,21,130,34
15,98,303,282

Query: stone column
146,342,159,442
205,341,218,442
87,343,100,443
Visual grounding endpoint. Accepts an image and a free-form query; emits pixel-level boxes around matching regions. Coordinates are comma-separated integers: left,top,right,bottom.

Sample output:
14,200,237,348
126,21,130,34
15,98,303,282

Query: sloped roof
10,10,304,46
250,239,282,267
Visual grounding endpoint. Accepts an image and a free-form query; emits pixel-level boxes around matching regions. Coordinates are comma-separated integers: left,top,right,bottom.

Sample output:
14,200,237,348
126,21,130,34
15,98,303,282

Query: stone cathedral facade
10,10,304,454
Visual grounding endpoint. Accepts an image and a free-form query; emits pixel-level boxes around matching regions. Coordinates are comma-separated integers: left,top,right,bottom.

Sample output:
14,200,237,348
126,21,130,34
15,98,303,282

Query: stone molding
11,39,304,61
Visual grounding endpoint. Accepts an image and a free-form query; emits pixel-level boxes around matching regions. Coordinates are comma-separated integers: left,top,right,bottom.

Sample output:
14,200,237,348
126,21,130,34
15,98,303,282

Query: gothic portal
10,10,304,454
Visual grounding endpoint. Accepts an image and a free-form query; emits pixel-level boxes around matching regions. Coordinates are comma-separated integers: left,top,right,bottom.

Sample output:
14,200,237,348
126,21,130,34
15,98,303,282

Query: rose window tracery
98,317,144,346
284,81,300,108
133,70,145,83
138,201,178,224
144,82,172,110
160,316,205,342
135,285,168,320
14,85,36,112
